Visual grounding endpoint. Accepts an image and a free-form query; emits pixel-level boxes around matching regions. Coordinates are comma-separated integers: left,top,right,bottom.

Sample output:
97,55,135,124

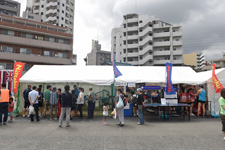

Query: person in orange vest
0,83,12,125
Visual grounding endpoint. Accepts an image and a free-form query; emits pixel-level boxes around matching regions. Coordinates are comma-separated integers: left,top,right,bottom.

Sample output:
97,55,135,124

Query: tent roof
19,65,203,84
196,68,225,84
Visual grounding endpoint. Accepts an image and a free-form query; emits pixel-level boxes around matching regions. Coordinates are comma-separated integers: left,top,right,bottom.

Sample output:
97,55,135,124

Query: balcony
127,52,138,57
173,31,182,37
46,1,57,8
139,55,153,65
173,50,183,55
35,0,40,4
127,35,138,40
139,36,153,46
46,9,57,14
173,41,182,46
33,9,40,14
139,45,153,55
154,60,170,65
0,34,72,51
153,24,171,28
139,27,152,37
127,60,139,65
153,41,170,47
139,17,152,28
173,59,183,64
127,18,138,23
0,52,71,65
127,26,138,31
153,32,170,38
200,57,205,62
45,16,57,22
153,51,170,56
127,43,138,49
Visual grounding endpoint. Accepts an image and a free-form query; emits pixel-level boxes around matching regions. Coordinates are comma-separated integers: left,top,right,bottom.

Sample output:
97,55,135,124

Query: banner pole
212,63,220,118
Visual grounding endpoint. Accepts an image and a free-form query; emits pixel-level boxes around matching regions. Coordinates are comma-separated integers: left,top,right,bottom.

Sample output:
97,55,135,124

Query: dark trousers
0,102,9,123
31,103,39,121
88,101,95,118
221,114,225,131
78,104,83,118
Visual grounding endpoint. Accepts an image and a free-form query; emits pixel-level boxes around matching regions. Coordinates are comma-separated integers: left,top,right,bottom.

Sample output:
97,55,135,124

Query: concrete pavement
0,115,224,150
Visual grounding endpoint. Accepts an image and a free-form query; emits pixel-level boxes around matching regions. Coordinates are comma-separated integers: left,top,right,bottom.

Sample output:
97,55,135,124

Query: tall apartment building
28,0,75,34
0,0,21,17
87,40,111,65
111,13,183,66
183,52,205,70
0,14,75,71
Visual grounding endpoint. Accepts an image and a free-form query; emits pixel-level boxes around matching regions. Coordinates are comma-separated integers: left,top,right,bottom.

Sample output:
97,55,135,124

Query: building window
124,32,126,36
23,64,31,71
58,53,67,58
70,9,73,12
20,48,31,55
70,22,73,25
173,48,176,51
21,33,32,39
176,39,179,41
124,41,126,45
62,3,64,7
69,28,73,32
140,47,142,50
41,5,44,8
0,63,12,69
1,46,13,53
101,53,105,56
41,12,43,15
45,37,55,42
71,2,74,6
32,35,38,40
174,57,177,60
2,30,14,36
61,24,63,27
123,58,126,62
28,15,34,19
70,15,73,18
57,9,59,12
62,17,64,20
38,36,43,40
139,21,142,23
44,51,54,57
123,49,126,53
124,24,126,28
139,29,142,32
62,10,64,13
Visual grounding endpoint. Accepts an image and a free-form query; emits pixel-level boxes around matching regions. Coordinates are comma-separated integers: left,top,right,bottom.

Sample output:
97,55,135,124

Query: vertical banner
212,63,224,93
112,48,122,78
13,62,25,93
166,62,176,95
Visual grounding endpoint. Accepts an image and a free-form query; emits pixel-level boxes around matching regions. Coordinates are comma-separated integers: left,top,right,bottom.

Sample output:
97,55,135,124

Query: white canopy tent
20,65,201,84
196,68,225,115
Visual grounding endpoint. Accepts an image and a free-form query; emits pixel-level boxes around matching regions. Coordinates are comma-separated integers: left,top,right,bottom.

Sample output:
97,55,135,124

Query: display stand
124,103,133,116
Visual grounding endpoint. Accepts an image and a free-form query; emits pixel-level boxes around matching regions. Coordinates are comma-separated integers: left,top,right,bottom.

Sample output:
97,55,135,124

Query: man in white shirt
28,86,39,122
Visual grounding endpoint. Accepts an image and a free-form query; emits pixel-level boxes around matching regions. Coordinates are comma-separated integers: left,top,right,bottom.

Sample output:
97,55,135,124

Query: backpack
122,94,127,107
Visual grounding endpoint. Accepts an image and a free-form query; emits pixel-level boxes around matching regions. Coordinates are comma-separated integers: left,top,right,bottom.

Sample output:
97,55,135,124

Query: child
8,97,14,123
103,101,109,125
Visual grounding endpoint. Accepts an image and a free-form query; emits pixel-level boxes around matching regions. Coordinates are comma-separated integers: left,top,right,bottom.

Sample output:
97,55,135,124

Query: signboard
128,82,135,87
161,98,166,105
115,83,127,86
141,86,161,90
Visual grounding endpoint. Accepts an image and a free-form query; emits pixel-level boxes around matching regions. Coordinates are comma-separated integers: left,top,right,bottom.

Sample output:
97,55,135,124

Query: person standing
136,88,145,125
50,87,58,121
195,85,206,117
70,90,77,120
22,85,32,117
8,97,14,123
28,86,39,122
59,85,72,127
74,85,79,98
44,85,51,118
57,88,62,118
219,88,225,140
115,89,124,126
87,86,97,119
77,88,84,119
38,88,44,117
0,83,12,125
130,91,138,117
187,88,195,116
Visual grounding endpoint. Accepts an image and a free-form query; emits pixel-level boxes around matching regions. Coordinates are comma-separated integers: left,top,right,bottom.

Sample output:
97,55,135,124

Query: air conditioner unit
0,65,4,69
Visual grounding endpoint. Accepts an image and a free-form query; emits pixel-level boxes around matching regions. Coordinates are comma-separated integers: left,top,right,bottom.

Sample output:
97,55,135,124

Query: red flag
13,62,25,93
212,63,224,93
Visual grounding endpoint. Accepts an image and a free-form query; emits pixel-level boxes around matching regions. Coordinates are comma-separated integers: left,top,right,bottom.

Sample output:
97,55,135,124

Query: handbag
116,96,124,109
138,105,143,110
29,105,34,115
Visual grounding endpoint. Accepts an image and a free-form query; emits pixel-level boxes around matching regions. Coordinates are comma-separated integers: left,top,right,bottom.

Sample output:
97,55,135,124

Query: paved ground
0,115,225,150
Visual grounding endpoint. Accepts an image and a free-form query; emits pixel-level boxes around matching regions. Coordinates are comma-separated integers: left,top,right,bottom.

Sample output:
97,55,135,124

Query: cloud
14,0,225,65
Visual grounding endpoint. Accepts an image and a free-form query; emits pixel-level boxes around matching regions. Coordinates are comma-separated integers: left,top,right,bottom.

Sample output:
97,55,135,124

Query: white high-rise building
28,0,75,34
111,13,183,66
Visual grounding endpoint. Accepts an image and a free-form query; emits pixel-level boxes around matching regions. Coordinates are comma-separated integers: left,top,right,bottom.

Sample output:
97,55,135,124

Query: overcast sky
16,0,225,65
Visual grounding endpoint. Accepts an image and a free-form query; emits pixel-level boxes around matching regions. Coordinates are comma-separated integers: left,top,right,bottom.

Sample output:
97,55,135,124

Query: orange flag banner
13,62,25,93
212,63,224,93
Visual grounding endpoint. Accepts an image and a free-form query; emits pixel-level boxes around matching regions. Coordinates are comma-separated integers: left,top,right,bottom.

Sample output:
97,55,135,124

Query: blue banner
141,86,161,90
112,48,122,78
166,62,176,95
